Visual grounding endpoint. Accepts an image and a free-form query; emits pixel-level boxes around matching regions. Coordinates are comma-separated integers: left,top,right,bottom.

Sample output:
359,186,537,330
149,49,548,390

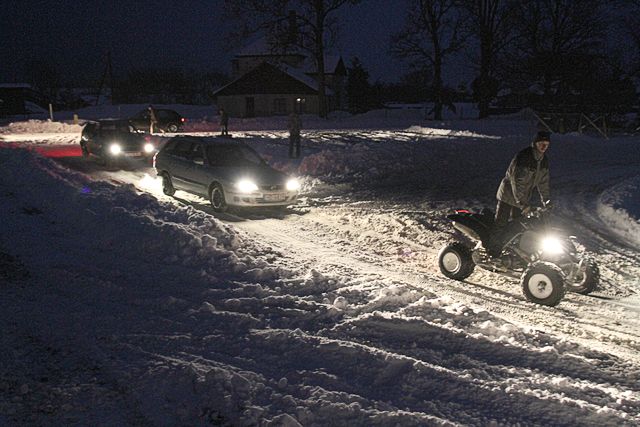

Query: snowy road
3,121,640,425
52,128,640,367
55,129,640,362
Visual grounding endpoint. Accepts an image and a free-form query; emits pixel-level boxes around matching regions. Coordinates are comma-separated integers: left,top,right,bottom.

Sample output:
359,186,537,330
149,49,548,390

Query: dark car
80,119,157,165
128,108,185,133
154,136,300,211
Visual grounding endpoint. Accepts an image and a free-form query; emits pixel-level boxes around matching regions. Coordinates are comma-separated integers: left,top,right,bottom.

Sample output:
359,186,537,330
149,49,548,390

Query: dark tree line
389,0,637,119
23,1,640,119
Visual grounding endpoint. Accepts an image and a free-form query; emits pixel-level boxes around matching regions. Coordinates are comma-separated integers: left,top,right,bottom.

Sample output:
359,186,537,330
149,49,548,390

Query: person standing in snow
219,108,229,136
488,130,551,255
148,105,158,134
288,111,302,158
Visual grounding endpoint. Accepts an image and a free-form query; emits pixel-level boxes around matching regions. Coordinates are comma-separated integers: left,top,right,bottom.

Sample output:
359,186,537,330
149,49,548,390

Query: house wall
217,94,319,118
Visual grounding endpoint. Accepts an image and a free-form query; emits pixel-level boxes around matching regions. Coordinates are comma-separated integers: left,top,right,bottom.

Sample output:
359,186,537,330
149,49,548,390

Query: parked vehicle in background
128,108,185,133
154,136,300,212
80,119,157,166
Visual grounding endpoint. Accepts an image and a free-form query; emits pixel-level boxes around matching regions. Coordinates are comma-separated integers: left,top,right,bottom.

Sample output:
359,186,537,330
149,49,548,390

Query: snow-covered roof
301,54,344,74
212,61,333,97
236,37,344,74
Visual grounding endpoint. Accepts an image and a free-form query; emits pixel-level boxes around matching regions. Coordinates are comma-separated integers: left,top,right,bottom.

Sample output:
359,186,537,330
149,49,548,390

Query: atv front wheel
522,262,565,306
566,259,599,295
438,242,475,280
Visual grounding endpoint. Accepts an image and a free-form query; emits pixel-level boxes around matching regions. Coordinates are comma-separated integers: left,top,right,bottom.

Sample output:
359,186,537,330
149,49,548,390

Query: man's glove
543,199,553,209
522,205,532,215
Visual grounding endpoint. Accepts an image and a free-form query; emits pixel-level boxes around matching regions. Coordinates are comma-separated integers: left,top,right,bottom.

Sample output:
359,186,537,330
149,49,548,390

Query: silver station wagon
153,136,300,211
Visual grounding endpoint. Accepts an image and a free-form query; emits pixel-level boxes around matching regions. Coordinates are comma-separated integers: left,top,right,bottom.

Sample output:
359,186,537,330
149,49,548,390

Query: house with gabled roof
213,38,347,117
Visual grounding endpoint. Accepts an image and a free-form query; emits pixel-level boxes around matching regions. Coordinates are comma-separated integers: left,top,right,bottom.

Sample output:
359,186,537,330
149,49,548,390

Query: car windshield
207,145,265,167
101,122,129,133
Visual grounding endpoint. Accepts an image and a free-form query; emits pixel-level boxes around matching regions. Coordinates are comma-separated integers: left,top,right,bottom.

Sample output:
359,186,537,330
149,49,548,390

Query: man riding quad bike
437,132,599,306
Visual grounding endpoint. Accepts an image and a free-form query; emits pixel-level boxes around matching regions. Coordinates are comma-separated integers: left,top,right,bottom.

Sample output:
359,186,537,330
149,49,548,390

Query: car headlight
540,236,564,255
109,143,122,155
286,178,300,191
144,143,155,153
236,179,259,193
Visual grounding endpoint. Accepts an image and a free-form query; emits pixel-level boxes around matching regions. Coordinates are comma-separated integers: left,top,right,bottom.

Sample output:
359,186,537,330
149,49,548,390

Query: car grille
260,184,283,191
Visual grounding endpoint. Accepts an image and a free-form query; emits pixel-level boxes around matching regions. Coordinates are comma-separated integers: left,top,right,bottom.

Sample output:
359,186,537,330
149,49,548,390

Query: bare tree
457,0,519,118
224,0,360,118
510,0,607,104
391,0,464,120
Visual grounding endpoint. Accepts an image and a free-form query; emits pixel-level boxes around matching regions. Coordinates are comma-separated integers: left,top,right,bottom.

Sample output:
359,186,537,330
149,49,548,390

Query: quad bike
438,206,599,306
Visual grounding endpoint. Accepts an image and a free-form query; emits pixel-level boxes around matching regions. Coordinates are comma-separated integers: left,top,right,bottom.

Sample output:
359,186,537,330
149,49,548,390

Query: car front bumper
227,191,298,207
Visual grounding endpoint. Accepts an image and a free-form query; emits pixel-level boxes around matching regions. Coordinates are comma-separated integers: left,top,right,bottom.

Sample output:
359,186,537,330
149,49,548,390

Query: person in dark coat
148,105,158,134
488,131,551,255
219,108,229,136
288,112,302,158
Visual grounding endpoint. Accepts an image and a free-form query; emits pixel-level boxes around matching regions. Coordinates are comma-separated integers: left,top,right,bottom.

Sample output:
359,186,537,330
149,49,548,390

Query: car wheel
167,123,179,133
521,262,566,306
210,183,228,212
80,142,89,158
162,173,175,196
438,242,475,280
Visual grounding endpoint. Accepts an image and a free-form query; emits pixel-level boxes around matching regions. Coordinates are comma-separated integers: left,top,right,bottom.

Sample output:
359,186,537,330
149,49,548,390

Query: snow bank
598,176,640,245
0,119,82,134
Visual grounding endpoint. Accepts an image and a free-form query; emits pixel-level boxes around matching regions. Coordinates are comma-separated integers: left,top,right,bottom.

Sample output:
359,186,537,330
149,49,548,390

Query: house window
273,98,287,115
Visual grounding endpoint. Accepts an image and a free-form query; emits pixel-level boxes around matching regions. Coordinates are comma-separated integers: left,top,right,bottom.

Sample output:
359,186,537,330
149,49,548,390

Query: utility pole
95,51,114,106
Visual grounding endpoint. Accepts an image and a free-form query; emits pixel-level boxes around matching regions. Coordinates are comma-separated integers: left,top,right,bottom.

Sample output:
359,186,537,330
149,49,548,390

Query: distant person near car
288,112,301,159
219,108,229,136
148,105,159,134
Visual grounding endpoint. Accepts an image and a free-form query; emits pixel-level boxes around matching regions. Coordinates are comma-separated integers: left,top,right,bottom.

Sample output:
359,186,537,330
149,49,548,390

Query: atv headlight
541,236,564,255
286,178,300,191
236,179,259,193
144,143,155,153
109,143,122,155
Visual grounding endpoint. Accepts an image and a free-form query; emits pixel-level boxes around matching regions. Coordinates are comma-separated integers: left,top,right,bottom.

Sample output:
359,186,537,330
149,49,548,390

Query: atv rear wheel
522,262,565,306
566,259,599,295
438,242,475,280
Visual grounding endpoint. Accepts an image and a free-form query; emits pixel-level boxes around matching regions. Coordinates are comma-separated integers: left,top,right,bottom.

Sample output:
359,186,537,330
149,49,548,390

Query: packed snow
1,106,639,426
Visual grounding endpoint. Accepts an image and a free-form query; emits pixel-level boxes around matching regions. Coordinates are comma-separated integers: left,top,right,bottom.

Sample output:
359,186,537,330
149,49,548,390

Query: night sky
0,0,422,85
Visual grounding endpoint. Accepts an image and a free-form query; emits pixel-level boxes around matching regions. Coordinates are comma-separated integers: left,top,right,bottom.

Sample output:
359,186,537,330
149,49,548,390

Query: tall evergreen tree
346,57,376,113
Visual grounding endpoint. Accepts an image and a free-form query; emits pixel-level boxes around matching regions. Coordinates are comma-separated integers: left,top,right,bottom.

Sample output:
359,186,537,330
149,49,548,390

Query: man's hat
534,131,551,143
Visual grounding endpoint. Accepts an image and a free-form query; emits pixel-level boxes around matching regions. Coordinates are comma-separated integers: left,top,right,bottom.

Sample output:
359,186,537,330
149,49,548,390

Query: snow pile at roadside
405,125,501,139
0,119,82,134
598,176,640,245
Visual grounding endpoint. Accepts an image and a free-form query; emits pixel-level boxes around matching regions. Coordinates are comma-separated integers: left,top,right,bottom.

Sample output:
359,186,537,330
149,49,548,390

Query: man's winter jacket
496,145,550,209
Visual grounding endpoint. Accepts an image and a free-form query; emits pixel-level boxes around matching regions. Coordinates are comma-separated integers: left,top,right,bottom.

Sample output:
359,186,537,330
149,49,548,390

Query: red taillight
181,117,186,122
455,209,471,214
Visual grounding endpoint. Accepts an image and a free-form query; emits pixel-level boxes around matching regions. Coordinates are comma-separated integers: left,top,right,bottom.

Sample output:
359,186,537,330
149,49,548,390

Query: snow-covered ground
1,107,639,426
